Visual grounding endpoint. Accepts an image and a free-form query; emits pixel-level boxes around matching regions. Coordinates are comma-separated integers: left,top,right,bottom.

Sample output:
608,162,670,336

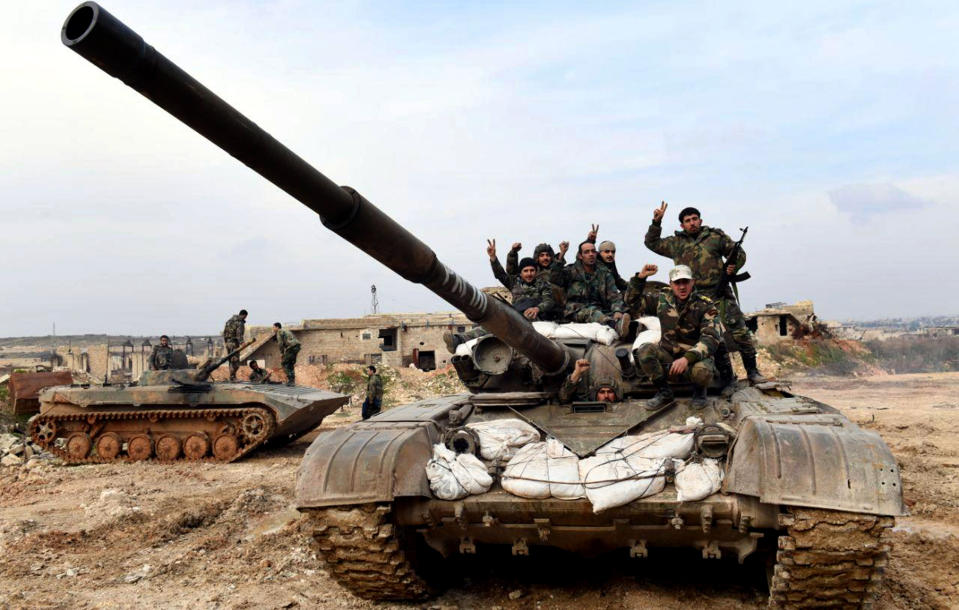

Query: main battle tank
60,4,905,606
30,340,349,463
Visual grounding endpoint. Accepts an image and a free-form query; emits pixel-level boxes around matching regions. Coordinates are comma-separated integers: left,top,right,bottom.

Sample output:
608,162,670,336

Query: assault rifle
717,227,750,300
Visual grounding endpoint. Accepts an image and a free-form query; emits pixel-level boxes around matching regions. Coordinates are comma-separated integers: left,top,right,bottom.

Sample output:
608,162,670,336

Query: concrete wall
751,314,800,345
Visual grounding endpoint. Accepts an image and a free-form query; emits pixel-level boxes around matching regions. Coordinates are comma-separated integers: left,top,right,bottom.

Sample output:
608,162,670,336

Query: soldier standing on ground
644,202,767,386
631,265,722,411
552,241,631,338
272,322,300,386
222,309,248,381
149,335,174,370
362,365,384,420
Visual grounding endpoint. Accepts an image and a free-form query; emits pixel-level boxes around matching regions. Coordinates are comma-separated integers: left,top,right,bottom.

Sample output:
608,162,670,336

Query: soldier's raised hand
638,264,658,279
511,242,522,252
487,239,497,261
652,201,668,223
558,241,569,257
570,358,590,382
587,224,599,242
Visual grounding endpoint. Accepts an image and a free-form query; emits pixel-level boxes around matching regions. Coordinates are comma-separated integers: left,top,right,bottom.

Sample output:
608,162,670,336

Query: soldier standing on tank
148,335,175,370
644,202,766,387
272,322,300,386
632,265,722,410
552,240,631,338
362,365,384,419
222,309,248,381
248,360,271,384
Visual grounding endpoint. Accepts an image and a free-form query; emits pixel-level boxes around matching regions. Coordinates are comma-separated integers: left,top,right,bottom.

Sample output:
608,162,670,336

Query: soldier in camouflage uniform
272,322,300,386
644,202,766,385
248,360,271,384
362,365,384,420
558,358,619,403
631,265,722,410
149,335,175,370
222,309,248,381
489,240,557,320
552,241,631,338
505,241,568,279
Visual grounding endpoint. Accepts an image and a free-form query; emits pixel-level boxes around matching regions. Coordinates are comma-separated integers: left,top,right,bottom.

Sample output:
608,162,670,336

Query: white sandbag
532,320,559,338
630,316,662,360
552,322,619,345
675,458,724,502
501,439,586,500
466,419,541,463
453,337,481,357
426,443,493,500
578,453,672,512
595,429,695,460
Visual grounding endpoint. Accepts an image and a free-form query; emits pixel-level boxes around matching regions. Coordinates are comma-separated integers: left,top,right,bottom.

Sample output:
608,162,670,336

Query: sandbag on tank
630,316,662,360
466,419,541,463
501,439,586,500
675,458,724,502
596,429,695,460
551,322,619,345
579,453,678,513
426,443,493,501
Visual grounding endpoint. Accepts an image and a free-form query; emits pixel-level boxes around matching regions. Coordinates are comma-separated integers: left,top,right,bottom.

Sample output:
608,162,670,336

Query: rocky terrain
0,369,956,609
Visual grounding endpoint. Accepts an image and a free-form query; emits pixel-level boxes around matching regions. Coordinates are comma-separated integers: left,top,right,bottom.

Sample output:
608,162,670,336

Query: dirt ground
1,372,957,609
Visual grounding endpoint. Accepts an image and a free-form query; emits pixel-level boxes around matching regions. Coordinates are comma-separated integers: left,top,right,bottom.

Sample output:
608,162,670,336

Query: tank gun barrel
195,339,255,382
62,2,570,375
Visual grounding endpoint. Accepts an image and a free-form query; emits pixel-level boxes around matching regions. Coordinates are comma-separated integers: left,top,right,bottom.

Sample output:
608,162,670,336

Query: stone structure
55,337,220,382
746,300,818,345
247,312,474,372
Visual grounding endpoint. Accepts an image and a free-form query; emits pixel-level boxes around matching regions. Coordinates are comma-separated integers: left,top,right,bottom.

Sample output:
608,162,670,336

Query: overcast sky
2,1,957,337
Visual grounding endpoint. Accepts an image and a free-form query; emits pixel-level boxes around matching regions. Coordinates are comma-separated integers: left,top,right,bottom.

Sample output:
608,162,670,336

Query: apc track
30,406,275,464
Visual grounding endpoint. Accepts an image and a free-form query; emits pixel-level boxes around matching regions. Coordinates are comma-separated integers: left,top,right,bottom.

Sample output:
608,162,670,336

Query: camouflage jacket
222,314,246,344
644,221,746,296
506,246,565,281
490,258,556,316
624,275,670,317
558,373,590,403
149,345,175,370
597,258,628,292
551,261,625,314
249,368,271,383
275,328,300,354
630,277,722,363
366,373,383,400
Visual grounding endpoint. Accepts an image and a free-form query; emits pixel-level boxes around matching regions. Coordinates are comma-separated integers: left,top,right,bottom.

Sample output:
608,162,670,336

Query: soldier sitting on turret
559,359,619,403
631,265,722,411
552,241,630,338
149,335,174,370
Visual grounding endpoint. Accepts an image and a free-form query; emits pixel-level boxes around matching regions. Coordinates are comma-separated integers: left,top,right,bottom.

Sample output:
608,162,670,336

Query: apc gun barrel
61,3,570,375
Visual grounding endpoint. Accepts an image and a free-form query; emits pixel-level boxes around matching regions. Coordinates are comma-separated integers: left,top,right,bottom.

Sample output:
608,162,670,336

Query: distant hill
842,315,959,331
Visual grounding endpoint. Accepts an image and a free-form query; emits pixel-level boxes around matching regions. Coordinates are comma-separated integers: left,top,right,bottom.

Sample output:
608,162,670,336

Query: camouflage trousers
636,343,717,388
281,345,300,384
225,340,241,380
564,304,615,325
717,295,756,358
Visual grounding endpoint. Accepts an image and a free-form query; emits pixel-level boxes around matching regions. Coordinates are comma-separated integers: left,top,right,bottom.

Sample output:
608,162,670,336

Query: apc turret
60,4,905,607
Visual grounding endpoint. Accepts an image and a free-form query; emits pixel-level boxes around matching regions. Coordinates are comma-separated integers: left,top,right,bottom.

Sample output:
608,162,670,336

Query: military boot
715,346,737,398
615,313,632,339
646,381,675,411
741,352,768,385
690,385,708,410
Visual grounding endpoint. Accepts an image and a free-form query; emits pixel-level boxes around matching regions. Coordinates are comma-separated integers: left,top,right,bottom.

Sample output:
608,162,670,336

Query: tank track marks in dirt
29,406,275,464
769,508,893,609
304,503,432,601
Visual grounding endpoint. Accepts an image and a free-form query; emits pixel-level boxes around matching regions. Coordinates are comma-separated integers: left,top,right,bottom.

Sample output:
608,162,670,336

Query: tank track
304,503,432,601
29,406,275,464
769,508,894,609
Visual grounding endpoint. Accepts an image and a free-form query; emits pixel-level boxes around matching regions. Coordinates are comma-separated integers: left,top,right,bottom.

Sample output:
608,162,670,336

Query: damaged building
246,312,474,372
746,300,819,345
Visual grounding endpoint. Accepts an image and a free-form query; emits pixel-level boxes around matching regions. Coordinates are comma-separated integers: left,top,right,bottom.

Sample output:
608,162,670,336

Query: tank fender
295,396,464,509
724,416,905,516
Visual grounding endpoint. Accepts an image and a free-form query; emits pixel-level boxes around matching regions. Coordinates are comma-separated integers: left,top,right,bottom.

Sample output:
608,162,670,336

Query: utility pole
370,284,379,315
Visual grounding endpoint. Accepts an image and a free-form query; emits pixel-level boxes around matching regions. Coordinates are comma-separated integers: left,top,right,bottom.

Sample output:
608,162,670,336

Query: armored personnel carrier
29,340,348,463
61,3,904,606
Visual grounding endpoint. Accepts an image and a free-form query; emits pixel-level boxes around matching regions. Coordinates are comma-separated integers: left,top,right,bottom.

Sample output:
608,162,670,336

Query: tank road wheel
30,419,57,446
95,432,122,460
65,432,92,460
768,508,894,609
305,504,433,601
183,433,210,460
155,435,182,461
240,412,269,443
127,435,153,461
212,434,240,462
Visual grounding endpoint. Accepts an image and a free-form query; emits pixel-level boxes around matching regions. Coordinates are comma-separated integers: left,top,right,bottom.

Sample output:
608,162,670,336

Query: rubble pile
0,432,57,469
